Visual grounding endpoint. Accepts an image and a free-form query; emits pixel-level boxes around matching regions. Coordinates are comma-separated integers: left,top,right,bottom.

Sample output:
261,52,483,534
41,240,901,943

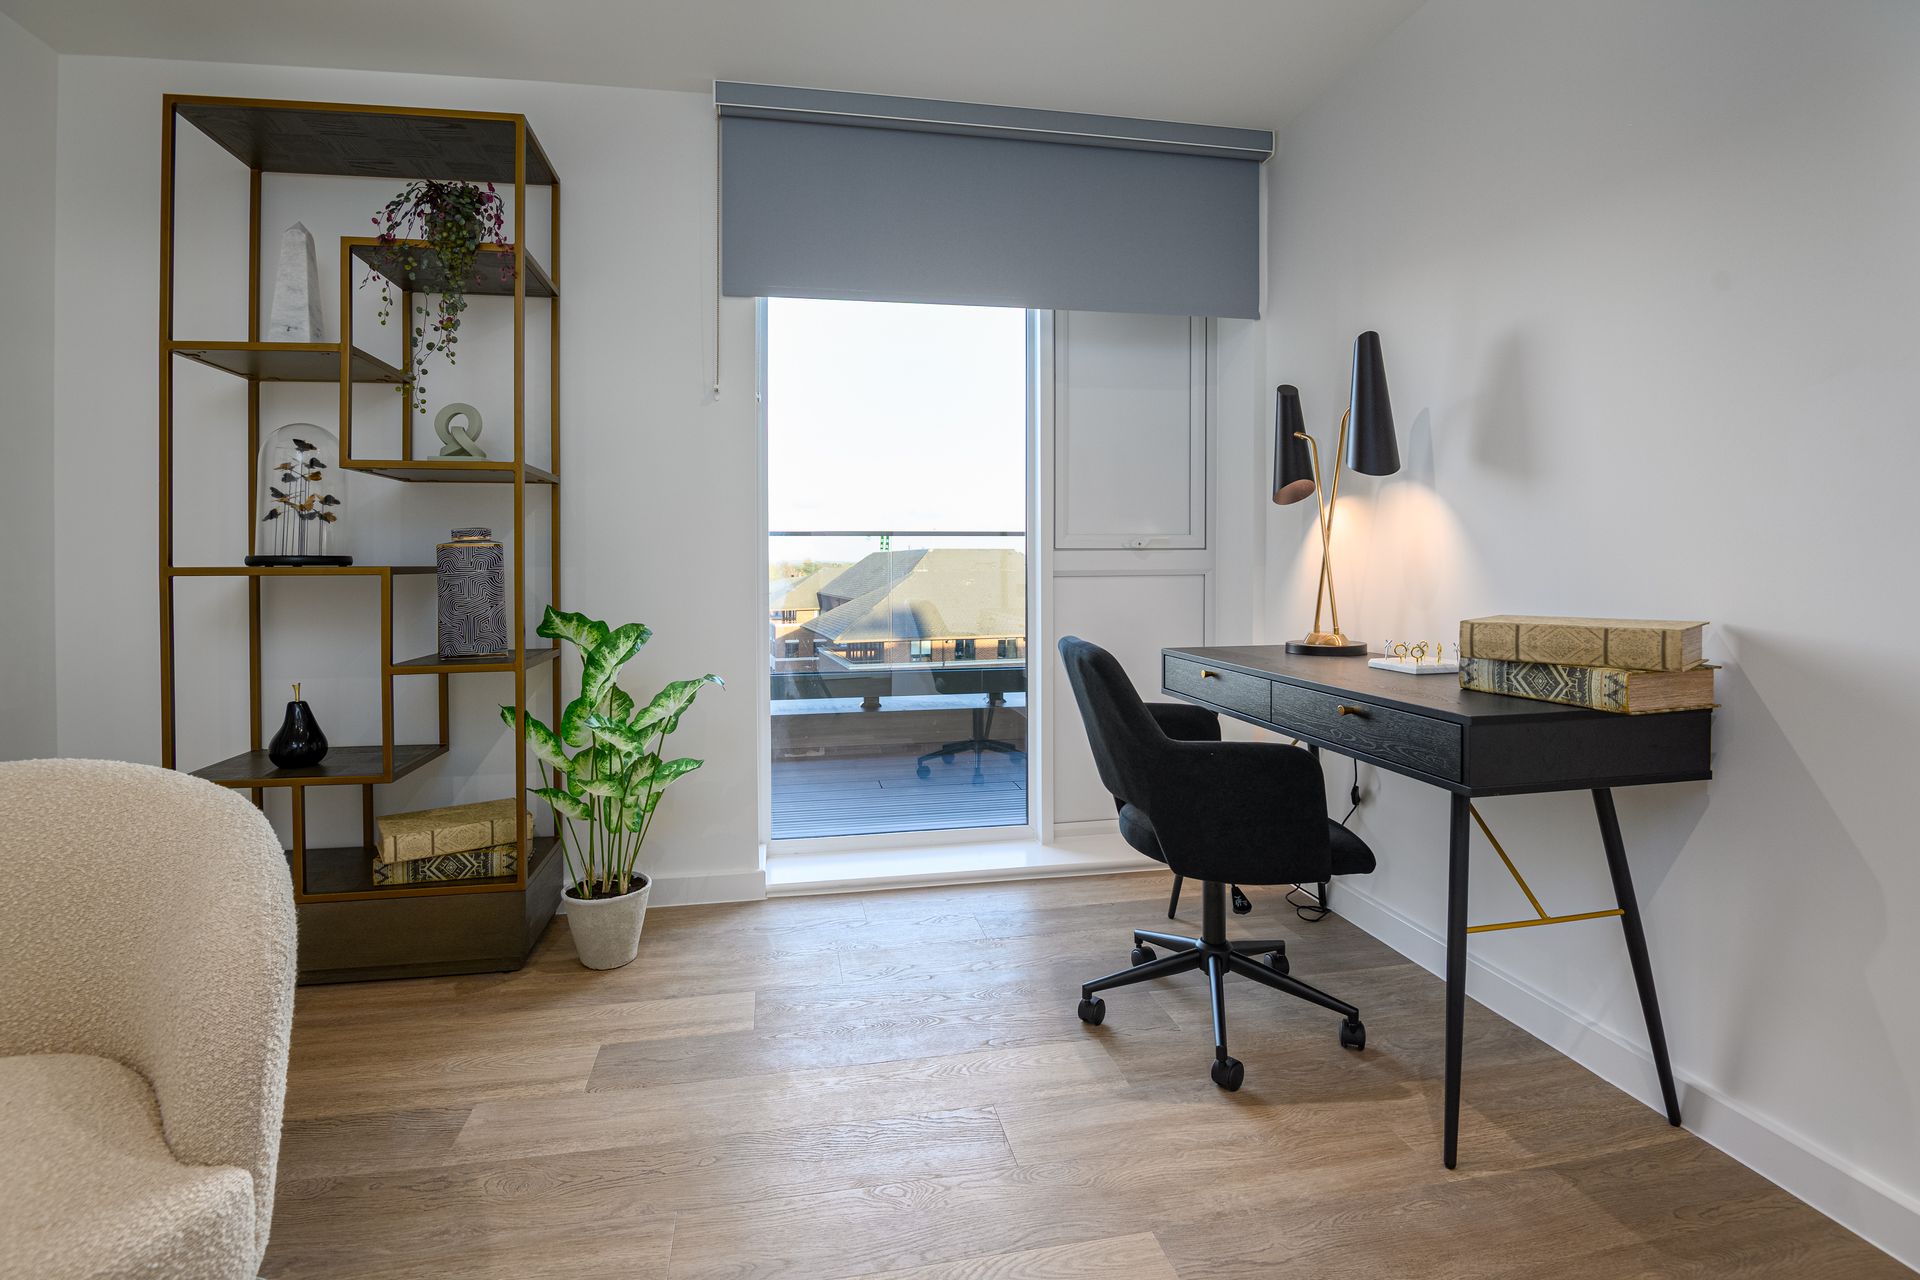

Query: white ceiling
0,0,1423,133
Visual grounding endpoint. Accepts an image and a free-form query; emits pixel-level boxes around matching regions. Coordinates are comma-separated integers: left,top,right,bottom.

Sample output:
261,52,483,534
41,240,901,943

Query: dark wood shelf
172,341,408,384
351,240,556,298
392,646,559,675
169,564,436,577
298,835,558,898
344,458,558,485
173,97,558,185
192,743,446,789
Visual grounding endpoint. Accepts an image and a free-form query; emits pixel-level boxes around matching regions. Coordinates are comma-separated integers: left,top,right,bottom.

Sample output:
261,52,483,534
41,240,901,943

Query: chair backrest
1057,636,1173,814
1058,636,1334,886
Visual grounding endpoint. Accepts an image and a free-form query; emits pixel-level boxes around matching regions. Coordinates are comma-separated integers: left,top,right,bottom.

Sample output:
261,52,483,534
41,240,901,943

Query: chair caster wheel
1231,886,1253,915
1211,1057,1245,1091
1077,997,1106,1026
915,764,931,778
1130,945,1156,966
1266,950,1290,976
1340,1018,1366,1051
942,754,955,764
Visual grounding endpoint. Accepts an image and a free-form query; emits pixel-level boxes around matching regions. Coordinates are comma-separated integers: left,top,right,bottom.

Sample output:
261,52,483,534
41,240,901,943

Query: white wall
0,15,58,760
1262,0,1920,1261
52,58,763,901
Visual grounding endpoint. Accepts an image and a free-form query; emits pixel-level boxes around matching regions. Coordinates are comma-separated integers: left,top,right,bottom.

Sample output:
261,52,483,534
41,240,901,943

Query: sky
766,298,1027,569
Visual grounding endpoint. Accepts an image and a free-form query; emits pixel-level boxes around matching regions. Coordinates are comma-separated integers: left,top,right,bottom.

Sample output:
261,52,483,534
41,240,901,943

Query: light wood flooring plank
452,1040,1121,1167
858,1232,1181,1280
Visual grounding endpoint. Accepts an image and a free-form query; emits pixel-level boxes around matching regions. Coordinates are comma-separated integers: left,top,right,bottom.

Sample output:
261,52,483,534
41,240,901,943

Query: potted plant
502,606,722,969
364,179,510,413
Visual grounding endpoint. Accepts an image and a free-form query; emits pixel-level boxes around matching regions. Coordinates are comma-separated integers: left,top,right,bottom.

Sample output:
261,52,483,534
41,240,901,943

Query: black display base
1285,638,1370,657
245,554,354,567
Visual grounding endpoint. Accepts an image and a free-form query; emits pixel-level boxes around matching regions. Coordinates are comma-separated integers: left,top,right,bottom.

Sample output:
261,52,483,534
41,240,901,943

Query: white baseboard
556,867,769,912
1329,882,1920,1270
765,831,1157,896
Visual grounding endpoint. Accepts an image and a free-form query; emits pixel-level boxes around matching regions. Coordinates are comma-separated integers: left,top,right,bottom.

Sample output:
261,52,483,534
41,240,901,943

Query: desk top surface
1163,644,1707,728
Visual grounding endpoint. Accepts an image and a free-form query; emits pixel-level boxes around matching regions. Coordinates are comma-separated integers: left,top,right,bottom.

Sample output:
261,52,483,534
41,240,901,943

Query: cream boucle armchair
0,759,297,1279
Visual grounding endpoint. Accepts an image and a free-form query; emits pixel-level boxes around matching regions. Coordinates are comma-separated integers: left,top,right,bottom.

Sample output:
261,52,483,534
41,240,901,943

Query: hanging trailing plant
363,179,510,413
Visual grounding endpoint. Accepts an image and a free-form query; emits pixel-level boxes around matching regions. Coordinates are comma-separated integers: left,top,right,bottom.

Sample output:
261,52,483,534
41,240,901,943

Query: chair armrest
1141,740,1331,886
1146,701,1221,742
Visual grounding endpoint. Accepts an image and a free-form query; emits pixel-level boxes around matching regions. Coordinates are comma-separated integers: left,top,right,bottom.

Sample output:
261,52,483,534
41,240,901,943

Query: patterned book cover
371,843,519,886
1460,657,1715,714
1458,615,1707,672
376,798,528,865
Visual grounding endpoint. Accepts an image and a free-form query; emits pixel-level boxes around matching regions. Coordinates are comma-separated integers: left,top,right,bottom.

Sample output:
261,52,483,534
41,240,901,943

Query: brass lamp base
1286,632,1369,657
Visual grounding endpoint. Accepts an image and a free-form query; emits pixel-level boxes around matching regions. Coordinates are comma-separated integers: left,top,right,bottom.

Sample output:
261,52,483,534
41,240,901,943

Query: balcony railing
769,530,1028,839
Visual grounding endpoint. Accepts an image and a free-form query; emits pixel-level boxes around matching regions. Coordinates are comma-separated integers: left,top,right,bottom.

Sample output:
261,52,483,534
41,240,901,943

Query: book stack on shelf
373,799,530,887
1458,615,1716,714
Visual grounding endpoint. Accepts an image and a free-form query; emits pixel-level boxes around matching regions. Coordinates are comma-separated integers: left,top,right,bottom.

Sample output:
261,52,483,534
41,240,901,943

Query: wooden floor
263,872,1907,1279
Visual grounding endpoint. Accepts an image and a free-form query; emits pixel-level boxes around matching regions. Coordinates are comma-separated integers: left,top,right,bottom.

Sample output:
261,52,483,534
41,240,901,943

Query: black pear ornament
268,682,329,769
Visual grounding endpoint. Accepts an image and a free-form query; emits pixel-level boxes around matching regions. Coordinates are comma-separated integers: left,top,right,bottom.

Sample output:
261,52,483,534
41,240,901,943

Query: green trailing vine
364,179,509,413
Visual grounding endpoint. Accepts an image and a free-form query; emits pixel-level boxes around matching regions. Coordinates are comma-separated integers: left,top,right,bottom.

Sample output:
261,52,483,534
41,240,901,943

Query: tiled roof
803,549,1025,643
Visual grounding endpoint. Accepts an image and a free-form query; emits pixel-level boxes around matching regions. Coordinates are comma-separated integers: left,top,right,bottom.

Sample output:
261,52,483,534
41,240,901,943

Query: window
766,299,1029,840
784,639,800,658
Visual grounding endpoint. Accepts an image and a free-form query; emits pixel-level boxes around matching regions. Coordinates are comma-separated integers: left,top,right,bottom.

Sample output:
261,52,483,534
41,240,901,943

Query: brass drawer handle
1199,669,1220,679
1336,704,1368,717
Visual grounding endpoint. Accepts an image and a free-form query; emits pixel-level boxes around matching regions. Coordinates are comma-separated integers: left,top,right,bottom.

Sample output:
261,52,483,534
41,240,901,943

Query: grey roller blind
716,83,1272,319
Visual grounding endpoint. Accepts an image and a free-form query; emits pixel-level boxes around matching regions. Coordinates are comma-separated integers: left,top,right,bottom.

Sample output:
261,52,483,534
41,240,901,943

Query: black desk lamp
1273,331,1401,656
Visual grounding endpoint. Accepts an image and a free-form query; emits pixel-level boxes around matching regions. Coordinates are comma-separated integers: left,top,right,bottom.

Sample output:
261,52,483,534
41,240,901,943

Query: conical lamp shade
1346,331,1400,476
1272,385,1316,505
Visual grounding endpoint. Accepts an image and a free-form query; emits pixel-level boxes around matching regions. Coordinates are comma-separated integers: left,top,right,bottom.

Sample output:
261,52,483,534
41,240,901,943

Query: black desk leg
1592,788,1682,1126
1443,792,1471,1169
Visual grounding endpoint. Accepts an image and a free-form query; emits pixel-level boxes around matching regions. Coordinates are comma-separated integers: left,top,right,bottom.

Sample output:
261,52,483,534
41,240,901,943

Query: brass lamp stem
1295,407,1350,639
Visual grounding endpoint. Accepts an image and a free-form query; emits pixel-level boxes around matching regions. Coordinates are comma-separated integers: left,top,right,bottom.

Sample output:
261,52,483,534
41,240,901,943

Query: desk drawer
1164,656,1271,721
1268,680,1463,781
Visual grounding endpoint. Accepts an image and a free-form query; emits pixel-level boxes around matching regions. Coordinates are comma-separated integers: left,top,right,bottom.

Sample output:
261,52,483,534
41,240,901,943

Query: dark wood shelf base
392,647,559,675
192,743,446,789
350,239,556,298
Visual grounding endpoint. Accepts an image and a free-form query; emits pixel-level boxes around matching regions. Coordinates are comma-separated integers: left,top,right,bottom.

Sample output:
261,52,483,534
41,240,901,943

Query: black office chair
1057,636,1376,1090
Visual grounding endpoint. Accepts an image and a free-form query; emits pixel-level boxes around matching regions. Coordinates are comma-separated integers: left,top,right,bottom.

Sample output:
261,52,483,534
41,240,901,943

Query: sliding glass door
764,299,1028,842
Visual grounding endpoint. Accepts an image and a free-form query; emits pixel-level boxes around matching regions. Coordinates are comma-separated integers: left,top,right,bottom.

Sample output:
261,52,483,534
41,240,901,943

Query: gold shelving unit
158,95,564,981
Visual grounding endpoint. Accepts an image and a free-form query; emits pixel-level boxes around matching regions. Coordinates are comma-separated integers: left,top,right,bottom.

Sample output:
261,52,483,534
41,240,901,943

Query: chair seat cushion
0,1053,256,1280
1117,804,1376,878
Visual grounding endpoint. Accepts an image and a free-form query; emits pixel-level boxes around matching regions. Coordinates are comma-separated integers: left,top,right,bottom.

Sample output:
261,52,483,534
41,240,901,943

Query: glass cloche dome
248,423,352,566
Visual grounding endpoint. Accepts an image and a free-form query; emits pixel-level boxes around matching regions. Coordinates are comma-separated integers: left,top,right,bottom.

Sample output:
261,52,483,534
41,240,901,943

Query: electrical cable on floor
1290,757,1361,923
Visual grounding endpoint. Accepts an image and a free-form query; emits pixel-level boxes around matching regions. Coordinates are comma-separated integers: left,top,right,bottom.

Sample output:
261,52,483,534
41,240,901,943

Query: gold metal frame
158,95,562,906
1465,804,1624,934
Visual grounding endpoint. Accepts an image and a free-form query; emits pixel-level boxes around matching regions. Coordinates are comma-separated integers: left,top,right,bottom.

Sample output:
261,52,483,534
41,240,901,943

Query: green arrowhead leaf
655,757,704,786
536,605,611,653
631,674,724,734
578,623,651,710
499,705,569,770
608,684,636,723
560,694,597,747
587,714,652,758
532,786,590,821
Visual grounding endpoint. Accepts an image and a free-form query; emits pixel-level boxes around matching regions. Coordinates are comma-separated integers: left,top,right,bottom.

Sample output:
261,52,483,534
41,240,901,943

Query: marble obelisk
267,222,323,341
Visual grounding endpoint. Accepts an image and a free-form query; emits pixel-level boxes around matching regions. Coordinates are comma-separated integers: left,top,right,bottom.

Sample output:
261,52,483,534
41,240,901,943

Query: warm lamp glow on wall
1273,331,1401,656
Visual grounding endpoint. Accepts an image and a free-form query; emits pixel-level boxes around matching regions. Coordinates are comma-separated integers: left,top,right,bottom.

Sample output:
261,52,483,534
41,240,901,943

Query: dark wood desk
1162,644,1712,1167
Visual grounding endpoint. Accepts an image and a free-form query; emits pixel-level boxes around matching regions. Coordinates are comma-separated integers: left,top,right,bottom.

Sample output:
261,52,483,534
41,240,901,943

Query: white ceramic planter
564,876,651,970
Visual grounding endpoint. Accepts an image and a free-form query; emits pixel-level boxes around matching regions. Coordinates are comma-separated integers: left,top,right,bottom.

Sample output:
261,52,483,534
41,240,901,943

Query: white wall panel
1053,311,1206,549
1048,572,1206,825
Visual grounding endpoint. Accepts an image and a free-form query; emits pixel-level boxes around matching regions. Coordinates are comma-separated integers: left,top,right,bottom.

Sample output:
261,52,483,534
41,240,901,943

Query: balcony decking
771,746,1027,840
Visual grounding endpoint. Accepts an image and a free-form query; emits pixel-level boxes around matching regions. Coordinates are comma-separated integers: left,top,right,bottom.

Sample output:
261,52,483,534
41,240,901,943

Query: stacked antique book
1458,615,1715,714
372,798,528,886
